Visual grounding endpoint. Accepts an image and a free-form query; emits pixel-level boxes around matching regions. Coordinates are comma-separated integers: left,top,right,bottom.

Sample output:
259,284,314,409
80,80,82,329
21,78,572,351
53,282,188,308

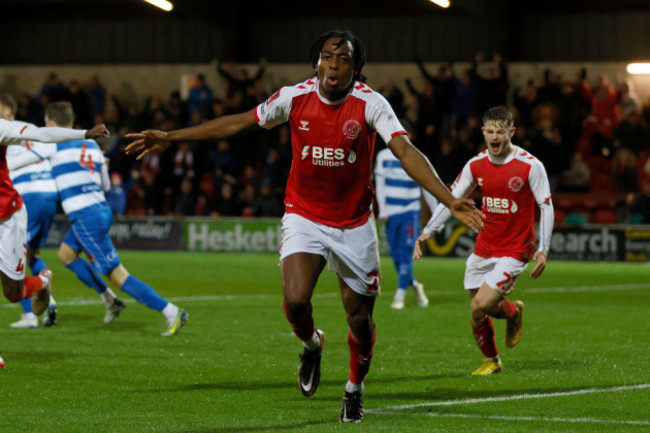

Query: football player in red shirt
126,30,485,422
415,106,554,376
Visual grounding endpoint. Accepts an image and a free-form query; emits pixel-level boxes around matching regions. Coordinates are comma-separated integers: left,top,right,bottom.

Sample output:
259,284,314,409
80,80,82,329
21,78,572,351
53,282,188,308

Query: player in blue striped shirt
374,123,437,309
45,101,187,336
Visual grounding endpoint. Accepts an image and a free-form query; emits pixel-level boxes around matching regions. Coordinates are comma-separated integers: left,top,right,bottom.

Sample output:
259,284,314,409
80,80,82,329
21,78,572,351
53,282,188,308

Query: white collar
315,79,354,106
486,144,517,165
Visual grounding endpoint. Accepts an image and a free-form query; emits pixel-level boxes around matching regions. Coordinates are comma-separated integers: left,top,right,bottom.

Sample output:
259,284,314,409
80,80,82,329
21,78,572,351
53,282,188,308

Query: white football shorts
280,213,381,297
0,205,28,281
464,253,528,295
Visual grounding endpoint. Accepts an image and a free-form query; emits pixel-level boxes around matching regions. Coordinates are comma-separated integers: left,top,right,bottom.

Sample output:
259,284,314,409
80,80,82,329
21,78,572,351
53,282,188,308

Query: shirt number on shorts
496,272,514,290
366,270,380,292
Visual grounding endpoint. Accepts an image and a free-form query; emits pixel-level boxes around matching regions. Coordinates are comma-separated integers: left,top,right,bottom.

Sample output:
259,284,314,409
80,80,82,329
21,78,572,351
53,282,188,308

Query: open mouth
326,76,339,87
489,142,501,151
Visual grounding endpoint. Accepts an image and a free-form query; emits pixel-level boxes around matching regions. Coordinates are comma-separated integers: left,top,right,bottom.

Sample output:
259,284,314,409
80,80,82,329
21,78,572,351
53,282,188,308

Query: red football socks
493,298,518,319
282,300,315,342
472,317,498,358
348,325,376,384
19,275,44,301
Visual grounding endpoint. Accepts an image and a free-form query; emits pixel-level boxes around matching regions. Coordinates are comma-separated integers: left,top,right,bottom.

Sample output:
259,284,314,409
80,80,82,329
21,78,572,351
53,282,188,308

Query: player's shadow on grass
136,357,589,395
176,420,331,433
59,312,150,332
134,372,470,394
508,359,589,371
134,381,296,393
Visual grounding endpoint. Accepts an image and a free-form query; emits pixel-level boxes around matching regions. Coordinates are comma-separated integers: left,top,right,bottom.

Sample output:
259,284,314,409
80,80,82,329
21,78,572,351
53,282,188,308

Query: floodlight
429,0,450,8
627,63,650,74
142,0,174,12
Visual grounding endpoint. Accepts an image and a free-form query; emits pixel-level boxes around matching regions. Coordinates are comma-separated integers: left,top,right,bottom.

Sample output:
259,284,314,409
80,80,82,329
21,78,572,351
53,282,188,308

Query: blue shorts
24,197,57,250
385,210,420,256
63,204,121,275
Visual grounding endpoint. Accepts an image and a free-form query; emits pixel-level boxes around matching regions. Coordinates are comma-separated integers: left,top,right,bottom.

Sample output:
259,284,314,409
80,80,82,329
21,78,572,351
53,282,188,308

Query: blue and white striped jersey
7,135,58,202
374,148,438,218
50,139,110,220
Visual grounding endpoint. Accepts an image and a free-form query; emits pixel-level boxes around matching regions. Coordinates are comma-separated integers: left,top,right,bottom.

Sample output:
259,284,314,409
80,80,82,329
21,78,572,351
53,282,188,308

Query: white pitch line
0,283,648,309
368,383,650,413
527,283,650,294
0,292,333,308
424,412,650,426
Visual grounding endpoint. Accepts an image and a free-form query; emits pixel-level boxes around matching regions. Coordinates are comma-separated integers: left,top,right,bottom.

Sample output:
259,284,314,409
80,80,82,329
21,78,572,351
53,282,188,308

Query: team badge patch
343,120,361,139
508,176,524,192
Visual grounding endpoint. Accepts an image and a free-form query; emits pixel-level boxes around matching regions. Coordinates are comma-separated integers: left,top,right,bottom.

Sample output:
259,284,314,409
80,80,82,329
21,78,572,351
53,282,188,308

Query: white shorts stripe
0,205,27,280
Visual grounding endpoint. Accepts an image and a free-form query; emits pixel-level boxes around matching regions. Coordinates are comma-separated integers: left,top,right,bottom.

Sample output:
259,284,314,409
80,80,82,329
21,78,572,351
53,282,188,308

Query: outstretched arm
387,134,484,233
415,59,436,83
0,120,108,146
217,61,237,83
251,58,267,82
6,147,43,170
125,109,260,160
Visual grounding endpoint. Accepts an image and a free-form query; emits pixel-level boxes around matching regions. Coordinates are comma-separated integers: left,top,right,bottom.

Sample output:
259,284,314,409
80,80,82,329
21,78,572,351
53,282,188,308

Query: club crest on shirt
508,176,524,192
343,120,361,139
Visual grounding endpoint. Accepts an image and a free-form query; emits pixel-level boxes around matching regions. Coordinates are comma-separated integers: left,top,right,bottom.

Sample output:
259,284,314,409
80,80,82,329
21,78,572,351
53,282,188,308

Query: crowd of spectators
398,53,650,223
10,55,650,224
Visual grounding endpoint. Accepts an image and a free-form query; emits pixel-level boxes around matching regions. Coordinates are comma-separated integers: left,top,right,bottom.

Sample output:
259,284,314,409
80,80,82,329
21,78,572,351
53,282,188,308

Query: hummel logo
298,120,310,131
477,177,483,186
301,146,310,160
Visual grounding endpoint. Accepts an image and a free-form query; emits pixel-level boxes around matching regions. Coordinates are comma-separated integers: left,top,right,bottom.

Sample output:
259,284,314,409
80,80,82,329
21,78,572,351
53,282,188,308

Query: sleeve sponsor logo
265,89,281,106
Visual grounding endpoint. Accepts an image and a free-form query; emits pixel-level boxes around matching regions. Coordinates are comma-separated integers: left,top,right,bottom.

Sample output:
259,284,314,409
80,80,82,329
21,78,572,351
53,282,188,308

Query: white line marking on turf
526,283,650,294
0,293,333,308
368,383,650,414
1,283,648,309
424,412,650,426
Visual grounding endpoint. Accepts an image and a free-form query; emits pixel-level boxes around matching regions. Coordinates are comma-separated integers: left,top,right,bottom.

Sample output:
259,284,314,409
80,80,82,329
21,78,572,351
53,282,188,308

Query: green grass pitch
1,249,648,432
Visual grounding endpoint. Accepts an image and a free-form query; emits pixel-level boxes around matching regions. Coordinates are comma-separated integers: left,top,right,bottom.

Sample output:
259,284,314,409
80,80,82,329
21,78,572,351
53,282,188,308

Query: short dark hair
482,106,513,127
0,93,17,115
45,101,75,127
309,30,367,83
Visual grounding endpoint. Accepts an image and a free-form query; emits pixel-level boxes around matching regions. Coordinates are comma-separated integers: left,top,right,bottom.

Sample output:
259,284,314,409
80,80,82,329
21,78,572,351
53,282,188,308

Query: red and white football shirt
0,145,23,219
255,78,405,228
0,120,26,219
0,119,86,220
426,146,552,262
